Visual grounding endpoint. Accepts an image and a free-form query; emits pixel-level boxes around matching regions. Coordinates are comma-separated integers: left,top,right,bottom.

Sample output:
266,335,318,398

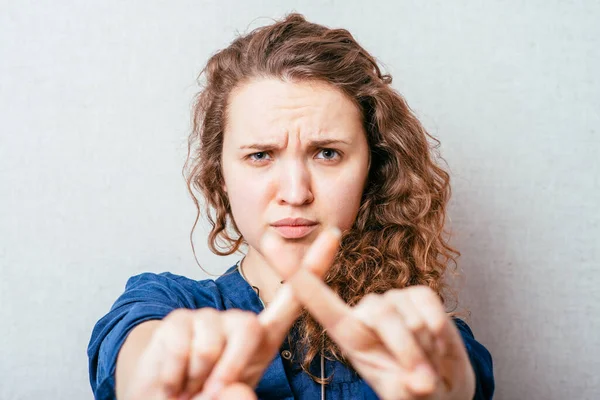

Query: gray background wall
1,1,598,399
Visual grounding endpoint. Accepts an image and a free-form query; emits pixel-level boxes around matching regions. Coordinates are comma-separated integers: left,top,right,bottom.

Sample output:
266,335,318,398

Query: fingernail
330,226,342,238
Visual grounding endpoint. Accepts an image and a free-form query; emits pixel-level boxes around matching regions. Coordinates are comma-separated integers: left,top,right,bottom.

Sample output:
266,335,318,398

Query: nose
275,159,314,206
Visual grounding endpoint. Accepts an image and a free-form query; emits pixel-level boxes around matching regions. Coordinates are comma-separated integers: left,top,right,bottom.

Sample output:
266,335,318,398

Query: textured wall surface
1,1,598,399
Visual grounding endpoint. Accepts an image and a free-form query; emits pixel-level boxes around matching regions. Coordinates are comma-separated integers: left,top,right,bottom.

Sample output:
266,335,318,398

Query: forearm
115,320,162,399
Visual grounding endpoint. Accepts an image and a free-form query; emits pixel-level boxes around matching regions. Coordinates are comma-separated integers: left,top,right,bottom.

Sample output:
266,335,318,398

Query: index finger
260,228,368,342
258,227,342,338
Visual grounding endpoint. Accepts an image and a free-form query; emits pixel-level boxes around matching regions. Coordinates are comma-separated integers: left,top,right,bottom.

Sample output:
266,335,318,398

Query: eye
315,148,341,161
248,151,272,163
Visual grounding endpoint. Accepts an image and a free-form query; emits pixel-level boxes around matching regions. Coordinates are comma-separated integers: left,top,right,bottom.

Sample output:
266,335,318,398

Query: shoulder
451,317,491,362
87,270,228,399
123,270,215,290
452,317,495,400
452,317,475,340
116,271,222,309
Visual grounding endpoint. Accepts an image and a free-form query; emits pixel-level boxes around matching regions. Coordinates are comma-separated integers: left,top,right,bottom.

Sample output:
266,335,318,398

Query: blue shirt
88,265,494,399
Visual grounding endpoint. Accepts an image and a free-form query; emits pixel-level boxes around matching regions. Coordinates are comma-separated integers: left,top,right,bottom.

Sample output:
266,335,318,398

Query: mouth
271,218,318,239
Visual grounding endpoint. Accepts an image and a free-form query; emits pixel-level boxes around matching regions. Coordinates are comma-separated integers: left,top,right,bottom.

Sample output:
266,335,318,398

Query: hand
261,231,476,400
122,228,342,400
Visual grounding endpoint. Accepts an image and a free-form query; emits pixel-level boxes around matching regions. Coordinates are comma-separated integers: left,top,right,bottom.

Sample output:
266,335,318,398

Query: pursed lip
270,218,318,239
271,217,318,227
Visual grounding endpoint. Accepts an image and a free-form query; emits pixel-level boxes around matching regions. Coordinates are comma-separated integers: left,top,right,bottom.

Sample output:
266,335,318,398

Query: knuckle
228,308,251,318
418,286,442,305
191,341,221,363
166,309,186,319
191,308,222,335
191,319,225,361
409,285,434,298
358,293,381,308
159,328,189,359
196,307,220,319
154,325,181,350
382,289,401,301
164,308,192,323
238,312,261,332
222,308,245,321
430,314,448,334
405,316,426,332
228,310,262,332
372,300,396,319
380,300,397,315
356,293,399,323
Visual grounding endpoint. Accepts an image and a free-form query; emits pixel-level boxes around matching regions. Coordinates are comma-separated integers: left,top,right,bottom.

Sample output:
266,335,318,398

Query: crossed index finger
206,228,346,390
260,228,374,348
258,227,342,340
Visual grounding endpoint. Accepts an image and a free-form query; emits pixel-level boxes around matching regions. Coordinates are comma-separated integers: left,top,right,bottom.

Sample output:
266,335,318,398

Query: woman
88,13,494,400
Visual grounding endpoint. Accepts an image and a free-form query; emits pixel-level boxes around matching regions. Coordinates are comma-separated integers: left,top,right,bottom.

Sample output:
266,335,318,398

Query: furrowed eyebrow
239,143,281,151
239,138,350,150
308,139,351,147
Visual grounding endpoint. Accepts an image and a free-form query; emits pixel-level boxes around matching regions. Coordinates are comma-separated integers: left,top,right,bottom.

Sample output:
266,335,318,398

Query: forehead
224,78,364,141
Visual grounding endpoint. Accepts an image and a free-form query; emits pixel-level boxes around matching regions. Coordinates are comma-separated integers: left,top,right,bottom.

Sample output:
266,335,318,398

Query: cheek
319,173,366,231
223,166,273,236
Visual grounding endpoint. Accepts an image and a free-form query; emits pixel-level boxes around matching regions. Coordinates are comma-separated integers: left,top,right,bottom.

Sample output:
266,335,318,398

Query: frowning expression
222,78,370,259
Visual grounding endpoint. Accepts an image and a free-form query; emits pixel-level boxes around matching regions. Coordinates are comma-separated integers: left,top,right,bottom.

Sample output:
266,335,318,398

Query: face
221,78,370,263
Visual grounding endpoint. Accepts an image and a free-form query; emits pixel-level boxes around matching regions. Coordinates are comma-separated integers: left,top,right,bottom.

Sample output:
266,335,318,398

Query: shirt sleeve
453,318,495,400
87,272,222,400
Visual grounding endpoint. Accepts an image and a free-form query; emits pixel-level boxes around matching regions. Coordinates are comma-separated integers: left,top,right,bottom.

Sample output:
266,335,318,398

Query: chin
278,237,312,252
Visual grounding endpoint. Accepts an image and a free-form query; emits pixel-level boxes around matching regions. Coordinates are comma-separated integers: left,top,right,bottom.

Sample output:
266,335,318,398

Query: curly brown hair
183,13,460,383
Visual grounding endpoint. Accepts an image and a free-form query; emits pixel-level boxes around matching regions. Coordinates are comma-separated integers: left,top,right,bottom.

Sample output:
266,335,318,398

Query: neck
241,246,285,304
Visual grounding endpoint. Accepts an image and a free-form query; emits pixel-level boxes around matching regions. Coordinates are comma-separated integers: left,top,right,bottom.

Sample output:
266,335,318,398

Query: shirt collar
215,263,265,314
213,264,296,397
